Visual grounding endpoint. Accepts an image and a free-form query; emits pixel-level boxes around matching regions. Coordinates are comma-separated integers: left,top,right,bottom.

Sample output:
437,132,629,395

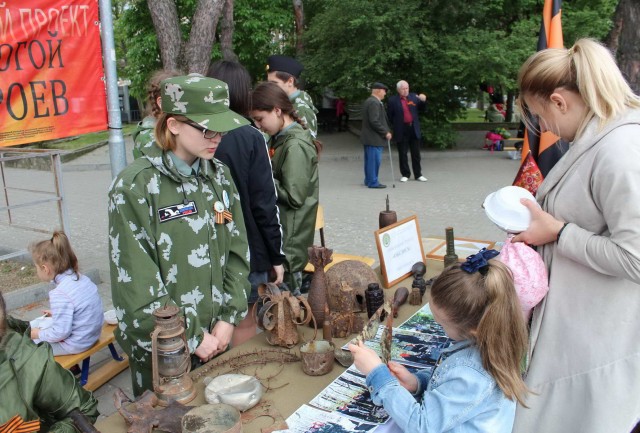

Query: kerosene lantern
150,305,196,405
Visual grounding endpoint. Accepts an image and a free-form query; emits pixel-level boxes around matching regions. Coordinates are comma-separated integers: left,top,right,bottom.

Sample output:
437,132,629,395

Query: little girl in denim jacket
349,249,529,433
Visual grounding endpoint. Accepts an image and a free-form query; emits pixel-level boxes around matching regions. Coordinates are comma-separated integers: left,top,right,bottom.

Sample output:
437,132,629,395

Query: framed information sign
374,215,425,288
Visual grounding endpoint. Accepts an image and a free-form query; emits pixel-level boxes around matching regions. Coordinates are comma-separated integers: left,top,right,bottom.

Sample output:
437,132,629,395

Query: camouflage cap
160,74,249,132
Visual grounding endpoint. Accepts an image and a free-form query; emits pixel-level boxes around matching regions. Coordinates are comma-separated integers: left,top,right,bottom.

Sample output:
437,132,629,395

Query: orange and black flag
516,0,567,188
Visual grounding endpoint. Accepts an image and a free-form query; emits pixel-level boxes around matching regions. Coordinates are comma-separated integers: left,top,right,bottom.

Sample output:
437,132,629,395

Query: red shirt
401,96,413,123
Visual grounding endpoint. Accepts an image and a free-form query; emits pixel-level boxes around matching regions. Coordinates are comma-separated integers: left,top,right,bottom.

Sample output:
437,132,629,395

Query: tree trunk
292,0,304,56
185,0,225,74
606,0,640,94
219,0,238,62
146,0,182,71
506,90,515,123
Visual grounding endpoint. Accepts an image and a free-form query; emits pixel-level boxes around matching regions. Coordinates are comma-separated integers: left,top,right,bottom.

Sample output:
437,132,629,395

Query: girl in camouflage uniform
108,76,251,396
250,82,320,294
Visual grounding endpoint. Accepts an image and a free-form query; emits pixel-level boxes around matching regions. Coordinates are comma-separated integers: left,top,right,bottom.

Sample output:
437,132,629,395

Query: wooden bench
54,323,129,391
494,138,523,160
503,138,524,149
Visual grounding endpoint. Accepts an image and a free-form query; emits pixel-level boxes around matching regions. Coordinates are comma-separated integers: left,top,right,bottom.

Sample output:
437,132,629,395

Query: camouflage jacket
290,90,319,139
0,321,99,432
131,115,156,160
107,141,250,365
271,122,319,274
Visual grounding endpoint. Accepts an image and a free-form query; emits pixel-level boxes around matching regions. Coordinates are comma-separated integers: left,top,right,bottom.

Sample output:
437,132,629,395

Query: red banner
0,0,108,147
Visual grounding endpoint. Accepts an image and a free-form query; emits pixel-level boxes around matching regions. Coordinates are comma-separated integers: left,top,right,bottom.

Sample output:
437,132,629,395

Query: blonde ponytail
475,261,529,406
518,38,640,139
430,260,529,406
570,39,640,128
30,230,79,278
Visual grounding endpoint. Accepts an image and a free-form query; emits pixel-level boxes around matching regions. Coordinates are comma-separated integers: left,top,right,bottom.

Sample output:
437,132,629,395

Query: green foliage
303,0,615,148
455,108,488,123
114,0,162,101
563,0,617,44
303,0,429,101
225,0,295,81
303,0,538,147
112,0,618,148
421,118,458,150
115,0,296,99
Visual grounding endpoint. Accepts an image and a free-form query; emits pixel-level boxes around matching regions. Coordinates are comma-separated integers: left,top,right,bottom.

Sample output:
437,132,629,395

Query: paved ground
3,128,519,418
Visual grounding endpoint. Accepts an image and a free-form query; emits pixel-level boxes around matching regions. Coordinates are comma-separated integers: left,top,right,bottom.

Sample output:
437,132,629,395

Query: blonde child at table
29,231,103,355
349,249,528,433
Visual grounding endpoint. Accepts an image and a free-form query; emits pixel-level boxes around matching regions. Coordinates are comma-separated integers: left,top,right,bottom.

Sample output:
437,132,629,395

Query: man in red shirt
387,80,427,182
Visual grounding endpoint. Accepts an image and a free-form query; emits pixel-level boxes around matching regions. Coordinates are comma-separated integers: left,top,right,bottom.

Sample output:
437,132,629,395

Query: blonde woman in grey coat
512,38,640,432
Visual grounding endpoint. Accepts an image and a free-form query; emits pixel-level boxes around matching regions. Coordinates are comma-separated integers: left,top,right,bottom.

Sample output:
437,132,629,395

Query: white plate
483,186,539,233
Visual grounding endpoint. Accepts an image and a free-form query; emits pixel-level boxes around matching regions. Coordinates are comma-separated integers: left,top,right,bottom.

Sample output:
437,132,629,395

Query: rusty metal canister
444,227,459,268
365,283,385,318
379,195,398,229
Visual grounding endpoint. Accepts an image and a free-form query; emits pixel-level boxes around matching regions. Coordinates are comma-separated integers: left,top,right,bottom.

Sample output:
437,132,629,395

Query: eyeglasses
183,121,227,139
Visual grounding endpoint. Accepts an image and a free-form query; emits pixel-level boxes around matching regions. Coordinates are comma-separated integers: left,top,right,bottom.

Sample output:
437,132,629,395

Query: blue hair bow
460,248,500,275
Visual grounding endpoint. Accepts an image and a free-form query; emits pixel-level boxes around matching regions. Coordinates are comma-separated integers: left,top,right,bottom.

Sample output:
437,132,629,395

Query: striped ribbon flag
518,0,567,179
0,415,40,433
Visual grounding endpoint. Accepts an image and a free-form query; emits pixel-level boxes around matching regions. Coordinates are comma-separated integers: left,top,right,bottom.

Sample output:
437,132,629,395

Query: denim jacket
366,340,515,433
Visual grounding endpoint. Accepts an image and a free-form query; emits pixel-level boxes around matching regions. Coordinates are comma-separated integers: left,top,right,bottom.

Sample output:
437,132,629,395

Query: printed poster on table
278,404,379,433
0,0,108,147
281,303,454,433
309,364,390,424
374,215,425,287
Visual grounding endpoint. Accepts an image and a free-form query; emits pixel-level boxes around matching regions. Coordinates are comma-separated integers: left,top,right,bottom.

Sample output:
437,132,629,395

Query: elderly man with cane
361,82,392,189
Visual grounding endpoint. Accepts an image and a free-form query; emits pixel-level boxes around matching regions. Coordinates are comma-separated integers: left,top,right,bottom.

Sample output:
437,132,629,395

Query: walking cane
387,139,396,188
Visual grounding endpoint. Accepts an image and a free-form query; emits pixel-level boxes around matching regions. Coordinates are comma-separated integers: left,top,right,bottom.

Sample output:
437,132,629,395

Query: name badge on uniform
158,201,198,223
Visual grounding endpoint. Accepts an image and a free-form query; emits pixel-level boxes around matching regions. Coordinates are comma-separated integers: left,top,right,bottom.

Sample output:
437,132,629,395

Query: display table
96,259,445,433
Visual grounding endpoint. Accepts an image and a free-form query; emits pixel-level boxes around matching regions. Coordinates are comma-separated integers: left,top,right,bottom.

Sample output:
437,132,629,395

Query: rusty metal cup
300,340,335,376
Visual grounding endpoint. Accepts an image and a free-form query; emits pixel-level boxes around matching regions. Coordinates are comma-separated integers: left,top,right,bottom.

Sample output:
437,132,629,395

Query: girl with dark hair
349,250,529,433
250,82,320,294
29,231,103,355
207,60,286,346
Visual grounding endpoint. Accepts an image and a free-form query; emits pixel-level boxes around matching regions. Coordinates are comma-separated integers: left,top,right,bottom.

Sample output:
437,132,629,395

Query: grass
452,108,486,123
450,108,519,131
37,124,137,151
0,261,40,292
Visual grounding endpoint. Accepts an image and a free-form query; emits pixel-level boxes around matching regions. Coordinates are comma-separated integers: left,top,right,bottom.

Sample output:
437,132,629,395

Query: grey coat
513,109,640,433
360,95,390,147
